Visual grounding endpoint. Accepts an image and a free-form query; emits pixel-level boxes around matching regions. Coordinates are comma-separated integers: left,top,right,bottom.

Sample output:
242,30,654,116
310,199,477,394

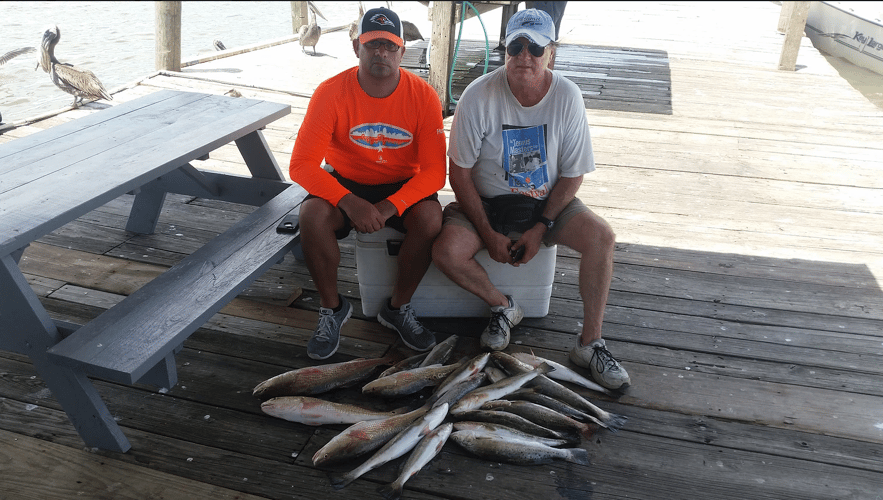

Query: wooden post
777,1,795,34
429,1,457,116
155,1,182,72
778,1,811,71
291,1,308,34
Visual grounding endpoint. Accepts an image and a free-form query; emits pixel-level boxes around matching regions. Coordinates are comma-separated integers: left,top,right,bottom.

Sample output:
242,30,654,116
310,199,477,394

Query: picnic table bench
0,90,306,452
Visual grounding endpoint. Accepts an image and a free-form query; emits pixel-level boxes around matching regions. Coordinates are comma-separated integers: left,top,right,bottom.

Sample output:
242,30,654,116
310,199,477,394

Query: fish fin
601,412,628,432
376,483,403,500
537,362,555,375
566,447,591,466
328,471,353,490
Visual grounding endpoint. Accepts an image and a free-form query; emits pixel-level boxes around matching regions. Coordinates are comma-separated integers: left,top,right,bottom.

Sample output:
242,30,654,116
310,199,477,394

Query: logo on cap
370,13,395,27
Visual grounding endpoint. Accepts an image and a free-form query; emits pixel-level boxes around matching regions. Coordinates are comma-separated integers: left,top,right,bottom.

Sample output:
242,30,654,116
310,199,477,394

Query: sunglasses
506,41,546,58
363,39,401,52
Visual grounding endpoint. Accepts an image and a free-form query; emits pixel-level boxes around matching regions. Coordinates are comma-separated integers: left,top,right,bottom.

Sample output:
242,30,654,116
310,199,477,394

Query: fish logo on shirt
349,123,413,151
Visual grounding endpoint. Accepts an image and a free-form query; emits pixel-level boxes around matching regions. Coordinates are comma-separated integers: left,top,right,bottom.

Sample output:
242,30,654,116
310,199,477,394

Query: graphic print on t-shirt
502,124,550,198
349,123,413,152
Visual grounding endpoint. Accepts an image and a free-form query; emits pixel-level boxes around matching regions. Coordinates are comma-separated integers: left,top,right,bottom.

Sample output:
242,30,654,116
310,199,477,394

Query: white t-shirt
448,66,595,200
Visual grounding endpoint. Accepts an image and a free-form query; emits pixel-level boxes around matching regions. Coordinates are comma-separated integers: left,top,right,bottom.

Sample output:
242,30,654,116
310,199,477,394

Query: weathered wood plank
0,428,266,500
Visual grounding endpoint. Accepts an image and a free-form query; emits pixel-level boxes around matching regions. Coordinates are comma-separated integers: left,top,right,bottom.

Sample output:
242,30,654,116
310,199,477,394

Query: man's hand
482,228,515,264
509,224,545,266
338,194,393,233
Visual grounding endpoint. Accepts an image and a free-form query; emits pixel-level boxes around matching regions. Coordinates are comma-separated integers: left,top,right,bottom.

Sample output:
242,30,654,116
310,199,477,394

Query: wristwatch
537,216,555,230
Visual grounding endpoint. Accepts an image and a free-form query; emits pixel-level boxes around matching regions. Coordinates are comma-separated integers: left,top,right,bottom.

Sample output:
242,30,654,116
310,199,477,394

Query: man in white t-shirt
432,9,630,390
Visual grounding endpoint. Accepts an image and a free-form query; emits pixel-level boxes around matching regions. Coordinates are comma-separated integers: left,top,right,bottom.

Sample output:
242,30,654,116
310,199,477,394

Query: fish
427,371,487,409
450,430,590,466
491,352,628,431
418,334,459,367
253,351,402,399
362,362,465,398
453,421,571,448
512,351,614,395
450,362,554,415
481,399,597,439
430,352,490,400
260,396,407,426
507,388,597,423
329,403,449,490
312,406,429,467
377,352,429,378
376,422,453,500
452,409,578,444
483,364,509,384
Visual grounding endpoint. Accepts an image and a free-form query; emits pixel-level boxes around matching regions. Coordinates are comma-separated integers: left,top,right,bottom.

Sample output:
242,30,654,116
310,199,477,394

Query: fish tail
376,482,403,500
566,447,591,466
328,471,354,490
601,412,628,432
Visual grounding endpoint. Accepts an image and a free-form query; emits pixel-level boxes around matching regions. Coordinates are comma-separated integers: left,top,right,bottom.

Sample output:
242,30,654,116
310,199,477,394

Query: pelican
299,1,326,55
1,46,36,66
401,21,424,42
349,2,365,41
213,39,226,51
38,26,111,107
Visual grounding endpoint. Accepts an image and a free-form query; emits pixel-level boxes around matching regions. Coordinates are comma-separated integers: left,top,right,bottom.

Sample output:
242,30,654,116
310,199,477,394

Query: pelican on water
213,39,226,51
37,26,111,107
299,1,326,55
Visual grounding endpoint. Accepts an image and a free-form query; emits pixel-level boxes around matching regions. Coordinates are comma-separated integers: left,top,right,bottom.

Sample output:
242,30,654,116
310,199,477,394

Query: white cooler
355,227,557,318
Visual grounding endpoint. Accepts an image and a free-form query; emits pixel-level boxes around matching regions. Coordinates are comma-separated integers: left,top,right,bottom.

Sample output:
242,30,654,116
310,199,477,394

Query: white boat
805,1,883,75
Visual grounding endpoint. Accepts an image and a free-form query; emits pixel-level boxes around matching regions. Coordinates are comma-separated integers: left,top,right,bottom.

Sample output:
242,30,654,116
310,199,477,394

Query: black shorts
305,169,439,240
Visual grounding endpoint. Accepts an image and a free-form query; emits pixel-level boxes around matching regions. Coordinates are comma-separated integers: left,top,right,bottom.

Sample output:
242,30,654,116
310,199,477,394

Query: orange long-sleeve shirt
289,67,446,215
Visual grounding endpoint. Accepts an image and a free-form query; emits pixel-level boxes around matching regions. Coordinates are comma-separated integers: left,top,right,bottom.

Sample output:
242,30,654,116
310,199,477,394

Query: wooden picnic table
0,89,306,452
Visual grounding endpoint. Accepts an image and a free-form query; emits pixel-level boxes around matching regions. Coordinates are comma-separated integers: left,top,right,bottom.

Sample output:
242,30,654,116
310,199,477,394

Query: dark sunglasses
363,39,401,52
506,41,545,58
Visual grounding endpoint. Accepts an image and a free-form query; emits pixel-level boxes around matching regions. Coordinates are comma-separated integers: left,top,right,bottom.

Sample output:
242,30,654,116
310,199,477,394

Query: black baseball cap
358,7,404,47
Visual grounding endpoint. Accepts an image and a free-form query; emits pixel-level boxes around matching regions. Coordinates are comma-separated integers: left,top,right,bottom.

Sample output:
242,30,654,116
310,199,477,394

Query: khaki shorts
442,197,589,245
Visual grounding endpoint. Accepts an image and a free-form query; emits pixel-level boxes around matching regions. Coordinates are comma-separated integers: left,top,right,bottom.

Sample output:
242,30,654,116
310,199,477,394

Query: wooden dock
2,2,882,499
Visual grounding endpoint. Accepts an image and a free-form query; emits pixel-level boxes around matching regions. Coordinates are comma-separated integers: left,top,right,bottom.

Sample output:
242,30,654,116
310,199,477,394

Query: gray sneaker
569,337,631,390
480,296,523,351
307,294,352,360
377,301,437,352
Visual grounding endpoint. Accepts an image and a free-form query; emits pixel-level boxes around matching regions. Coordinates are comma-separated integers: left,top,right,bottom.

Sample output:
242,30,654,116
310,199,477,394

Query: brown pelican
0,46,36,65
401,21,424,42
349,2,366,41
38,26,111,107
213,39,226,51
299,1,326,55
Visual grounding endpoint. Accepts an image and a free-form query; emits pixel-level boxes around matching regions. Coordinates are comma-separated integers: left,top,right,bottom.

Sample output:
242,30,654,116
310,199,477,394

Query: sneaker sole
377,313,436,352
308,306,352,360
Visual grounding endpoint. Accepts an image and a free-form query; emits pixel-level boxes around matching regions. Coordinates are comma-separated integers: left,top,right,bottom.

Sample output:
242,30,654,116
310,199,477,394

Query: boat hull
805,1,883,75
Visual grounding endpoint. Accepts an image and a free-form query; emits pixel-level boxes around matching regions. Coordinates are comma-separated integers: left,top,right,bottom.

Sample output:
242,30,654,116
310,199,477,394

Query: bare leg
432,224,509,308
391,200,442,308
550,210,615,344
298,197,346,309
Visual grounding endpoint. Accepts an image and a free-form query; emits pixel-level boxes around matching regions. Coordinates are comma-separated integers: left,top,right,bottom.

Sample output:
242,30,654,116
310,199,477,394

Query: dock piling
778,1,811,71
155,1,182,72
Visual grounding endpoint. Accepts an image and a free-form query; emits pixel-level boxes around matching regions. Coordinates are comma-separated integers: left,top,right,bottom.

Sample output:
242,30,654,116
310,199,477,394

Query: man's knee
405,200,443,237
299,198,341,235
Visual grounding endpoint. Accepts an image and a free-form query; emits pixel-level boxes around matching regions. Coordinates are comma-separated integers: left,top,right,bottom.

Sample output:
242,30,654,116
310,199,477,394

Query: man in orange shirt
289,7,446,360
